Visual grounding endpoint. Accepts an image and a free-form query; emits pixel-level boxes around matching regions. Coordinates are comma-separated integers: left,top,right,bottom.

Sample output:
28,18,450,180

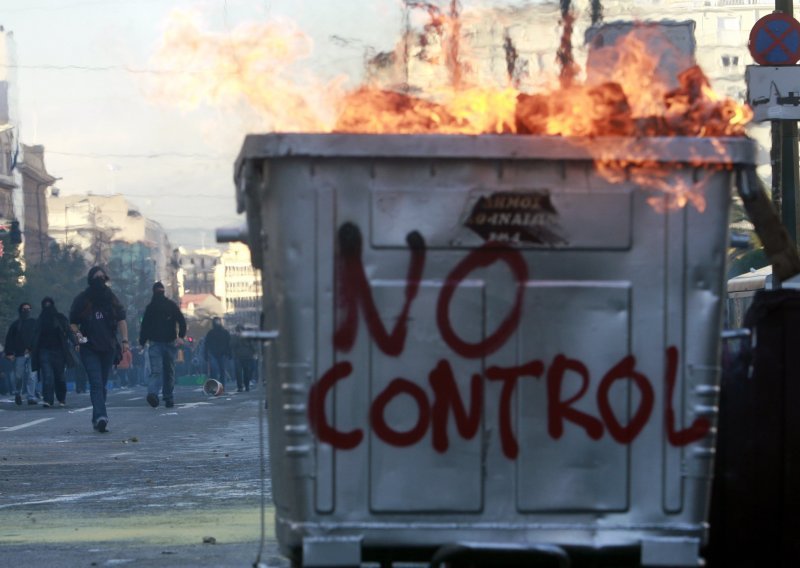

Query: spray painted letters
308,223,710,459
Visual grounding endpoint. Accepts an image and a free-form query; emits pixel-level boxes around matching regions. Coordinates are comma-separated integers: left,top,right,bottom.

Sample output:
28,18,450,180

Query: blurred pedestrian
31,297,78,408
192,339,204,375
139,281,186,408
115,346,133,388
67,363,87,394
231,325,257,392
0,342,11,395
132,345,146,386
4,302,38,406
69,266,129,433
203,317,231,386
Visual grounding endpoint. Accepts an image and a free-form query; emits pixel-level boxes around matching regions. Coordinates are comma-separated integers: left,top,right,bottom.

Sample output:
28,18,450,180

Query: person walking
31,297,77,408
203,317,231,386
231,325,257,392
115,346,133,388
0,344,11,395
69,266,129,433
132,345,146,386
4,302,38,406
139,281,187,409
68,363,88,394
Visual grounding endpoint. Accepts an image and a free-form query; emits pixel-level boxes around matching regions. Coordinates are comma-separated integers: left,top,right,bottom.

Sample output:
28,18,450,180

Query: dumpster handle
241,330,279,341
721,328,751,341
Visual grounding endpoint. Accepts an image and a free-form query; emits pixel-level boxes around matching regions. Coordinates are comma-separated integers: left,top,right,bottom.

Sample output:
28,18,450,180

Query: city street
0,384,287,568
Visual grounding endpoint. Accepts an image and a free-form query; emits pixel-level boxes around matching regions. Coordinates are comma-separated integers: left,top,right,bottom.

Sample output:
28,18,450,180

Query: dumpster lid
234,133,757,183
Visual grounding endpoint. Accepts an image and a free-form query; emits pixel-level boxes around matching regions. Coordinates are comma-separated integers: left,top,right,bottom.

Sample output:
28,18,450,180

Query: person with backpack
69,266,129,433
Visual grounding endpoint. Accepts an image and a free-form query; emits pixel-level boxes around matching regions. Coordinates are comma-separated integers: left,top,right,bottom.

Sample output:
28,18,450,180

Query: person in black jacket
231,324,257,392
4,302,38,406
69,266,129,433
203,317,231,385
32,297,78,408
139,281,187,409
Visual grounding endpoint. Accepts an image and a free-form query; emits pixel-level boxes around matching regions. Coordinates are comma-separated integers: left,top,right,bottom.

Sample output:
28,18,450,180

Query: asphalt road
0,383,288,568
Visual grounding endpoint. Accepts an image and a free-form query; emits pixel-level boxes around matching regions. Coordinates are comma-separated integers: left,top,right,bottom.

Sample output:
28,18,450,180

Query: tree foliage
107,244,156,346
0,236,26,338
24,242,89,318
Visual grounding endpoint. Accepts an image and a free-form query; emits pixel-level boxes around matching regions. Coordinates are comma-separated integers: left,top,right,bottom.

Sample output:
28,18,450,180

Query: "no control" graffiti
307,223,710,460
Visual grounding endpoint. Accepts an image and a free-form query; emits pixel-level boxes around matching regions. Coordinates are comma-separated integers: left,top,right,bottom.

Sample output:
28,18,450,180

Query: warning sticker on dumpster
464,191,568,245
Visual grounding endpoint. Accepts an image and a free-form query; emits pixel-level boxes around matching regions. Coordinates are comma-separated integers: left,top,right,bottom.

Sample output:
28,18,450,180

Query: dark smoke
591,0,604,25
557,0,577,86
504,30,519,85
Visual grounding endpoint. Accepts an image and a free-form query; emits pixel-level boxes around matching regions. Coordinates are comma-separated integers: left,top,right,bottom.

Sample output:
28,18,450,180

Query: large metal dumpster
234,133,756,567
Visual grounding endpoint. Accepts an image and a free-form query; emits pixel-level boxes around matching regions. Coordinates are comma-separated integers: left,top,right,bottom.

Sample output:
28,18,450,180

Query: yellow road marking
0,506,275,545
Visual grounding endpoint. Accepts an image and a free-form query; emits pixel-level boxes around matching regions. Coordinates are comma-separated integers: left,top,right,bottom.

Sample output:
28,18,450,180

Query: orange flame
150,11,753,211
150,12,750,137
149,10,340,132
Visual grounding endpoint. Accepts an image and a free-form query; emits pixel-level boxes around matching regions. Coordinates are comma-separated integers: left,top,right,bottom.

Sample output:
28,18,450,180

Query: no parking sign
749,12,800,65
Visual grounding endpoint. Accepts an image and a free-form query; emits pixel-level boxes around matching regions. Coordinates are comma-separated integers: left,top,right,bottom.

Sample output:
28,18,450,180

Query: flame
150,10,754,211
336,86,518,134
148,10,340,132
150,11,750,138
344,22,754,157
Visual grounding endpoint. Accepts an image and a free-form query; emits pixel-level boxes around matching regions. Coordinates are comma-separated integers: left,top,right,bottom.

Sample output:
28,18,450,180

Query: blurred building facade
47,193,177,290
0,26,18,227
363,0,772,196
176,243,261,328
18,145,57,265
372,0,768,133
177,246,221,296
214,242,261,328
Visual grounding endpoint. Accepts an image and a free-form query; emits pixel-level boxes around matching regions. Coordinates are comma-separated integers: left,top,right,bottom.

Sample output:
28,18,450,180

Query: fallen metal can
203,378,224,397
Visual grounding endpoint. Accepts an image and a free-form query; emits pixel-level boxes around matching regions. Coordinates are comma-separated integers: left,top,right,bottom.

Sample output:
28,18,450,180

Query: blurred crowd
1,320,262,399
2,266,261,433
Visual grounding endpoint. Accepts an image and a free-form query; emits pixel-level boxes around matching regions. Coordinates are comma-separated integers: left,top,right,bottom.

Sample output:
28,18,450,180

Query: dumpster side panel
368,282,485,513
516,282,632,512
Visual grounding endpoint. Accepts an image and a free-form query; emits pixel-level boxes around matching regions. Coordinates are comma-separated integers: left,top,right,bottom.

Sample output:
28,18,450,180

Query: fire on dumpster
151,11,751,216
150,11,750,138
189,4,762,566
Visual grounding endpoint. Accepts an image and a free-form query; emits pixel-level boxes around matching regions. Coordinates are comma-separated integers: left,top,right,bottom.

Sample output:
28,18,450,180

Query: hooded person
3,302,38,405
69,266,129,433
231,324,257,392
32,297,78,407
203,317,231,385
139,281,187,408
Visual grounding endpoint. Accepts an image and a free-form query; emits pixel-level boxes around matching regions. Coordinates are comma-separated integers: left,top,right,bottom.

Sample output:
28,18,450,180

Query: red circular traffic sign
749,12,800,65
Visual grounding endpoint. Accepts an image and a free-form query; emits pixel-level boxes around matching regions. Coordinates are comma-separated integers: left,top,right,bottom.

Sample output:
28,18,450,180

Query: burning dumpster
234,132,757,567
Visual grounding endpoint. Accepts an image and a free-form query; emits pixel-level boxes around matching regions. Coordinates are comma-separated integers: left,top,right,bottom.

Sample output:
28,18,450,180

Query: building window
721,54,739,68
718,17,740,32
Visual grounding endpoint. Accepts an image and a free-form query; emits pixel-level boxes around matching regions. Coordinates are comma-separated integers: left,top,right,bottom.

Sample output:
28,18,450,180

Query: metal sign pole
778,0,800,245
